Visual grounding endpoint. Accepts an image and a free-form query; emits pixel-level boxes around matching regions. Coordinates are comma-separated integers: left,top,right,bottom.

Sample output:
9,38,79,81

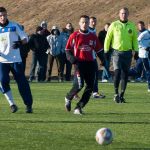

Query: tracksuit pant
0,62,33,107
66,61,96,109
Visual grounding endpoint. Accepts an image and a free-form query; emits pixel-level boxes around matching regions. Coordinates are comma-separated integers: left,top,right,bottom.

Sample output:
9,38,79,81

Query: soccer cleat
93,92,106,99
26,106,33,113
120,97,126,103
10,104,18,113
65,97,71,111
73,108,83,115
101,79,108,83
113,94,120,103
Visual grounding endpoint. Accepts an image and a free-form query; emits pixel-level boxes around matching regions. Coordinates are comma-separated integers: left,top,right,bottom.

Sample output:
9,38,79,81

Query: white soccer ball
95,128,113,145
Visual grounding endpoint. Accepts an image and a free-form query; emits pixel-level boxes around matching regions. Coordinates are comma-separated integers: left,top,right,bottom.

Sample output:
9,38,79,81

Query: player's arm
12,23,28,49
132,24,138,51
65,34,77,64
104,23,114,53
95,37,105,66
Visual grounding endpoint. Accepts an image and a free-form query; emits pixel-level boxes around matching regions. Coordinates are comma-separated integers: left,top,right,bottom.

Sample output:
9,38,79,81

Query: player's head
89,16,97,28
104,23,110,31
79,15,89,31
119,7,129,22
137,21,145,31
0,7,7,25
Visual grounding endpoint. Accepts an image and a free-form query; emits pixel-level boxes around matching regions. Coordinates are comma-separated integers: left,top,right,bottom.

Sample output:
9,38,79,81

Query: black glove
146,47,150,51
134,52,139,60
12,41,22,49
104,52,110,61
97,50,105,66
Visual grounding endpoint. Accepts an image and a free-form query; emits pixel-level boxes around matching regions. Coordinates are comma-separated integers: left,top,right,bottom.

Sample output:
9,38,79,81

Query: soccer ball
95,128,113,145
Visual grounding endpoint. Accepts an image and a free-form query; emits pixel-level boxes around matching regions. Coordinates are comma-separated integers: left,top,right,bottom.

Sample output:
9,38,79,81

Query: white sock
4,90,15,106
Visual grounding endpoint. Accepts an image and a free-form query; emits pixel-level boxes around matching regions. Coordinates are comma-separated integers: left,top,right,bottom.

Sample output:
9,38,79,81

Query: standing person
61,23,74,81
129,22,150,91
40,21,51,37
0,7,33,113
40,21,51,81
104,7,138,103
98,23,112,82
88,16,105,99
28,26,49,82
65,15,105,114
46,26,64,82
130,21,147,82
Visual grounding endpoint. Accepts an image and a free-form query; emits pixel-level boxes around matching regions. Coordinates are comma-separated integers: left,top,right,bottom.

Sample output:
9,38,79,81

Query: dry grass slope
0,0,150,75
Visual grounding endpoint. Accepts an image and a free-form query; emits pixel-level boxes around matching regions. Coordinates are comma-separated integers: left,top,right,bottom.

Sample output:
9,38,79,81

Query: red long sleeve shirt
65,30,103,62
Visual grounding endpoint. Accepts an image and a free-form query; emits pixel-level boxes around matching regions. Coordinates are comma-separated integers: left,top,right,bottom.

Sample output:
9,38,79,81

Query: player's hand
134,52,139,60
146,47,150,51
12,41,22,49
100,60,106,67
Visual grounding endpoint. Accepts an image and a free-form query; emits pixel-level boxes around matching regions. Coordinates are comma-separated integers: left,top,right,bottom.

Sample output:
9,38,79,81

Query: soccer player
0,7,33,113
65,15,105,114
104,7,138,103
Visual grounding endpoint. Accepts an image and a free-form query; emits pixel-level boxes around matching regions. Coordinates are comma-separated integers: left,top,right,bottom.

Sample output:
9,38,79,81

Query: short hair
79,15,89,20
120,7,129,14
105,22,111,26
90,16,97,20
0,7,7,12
138,21,145,26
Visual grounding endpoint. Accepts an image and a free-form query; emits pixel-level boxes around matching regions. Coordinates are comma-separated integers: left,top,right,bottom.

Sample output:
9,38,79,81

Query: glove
12,41,22,49
100,60,106,67
104,52,110,61
134,52,139,60
146,47,150,51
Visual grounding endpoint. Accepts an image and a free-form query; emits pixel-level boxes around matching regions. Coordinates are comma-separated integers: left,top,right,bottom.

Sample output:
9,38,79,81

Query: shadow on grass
0,119,150,124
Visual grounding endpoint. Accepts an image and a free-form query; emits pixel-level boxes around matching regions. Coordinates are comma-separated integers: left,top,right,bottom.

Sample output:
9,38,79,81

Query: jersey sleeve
95,36,103,53
15,23,28,41
65,33,74,52
104,23,114,53
132,24,138,51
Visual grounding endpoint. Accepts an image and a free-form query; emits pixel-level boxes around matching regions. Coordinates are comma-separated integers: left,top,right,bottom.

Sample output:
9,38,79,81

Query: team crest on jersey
89,40,93,45
128,29,132,34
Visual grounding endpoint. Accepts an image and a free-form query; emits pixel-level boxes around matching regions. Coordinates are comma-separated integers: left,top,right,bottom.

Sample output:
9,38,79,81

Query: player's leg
112,50,121,103
0,63,18,113
74,62,95,114
11,62,33,113
65,64,84,112
142,58,150,91
120,51,132,102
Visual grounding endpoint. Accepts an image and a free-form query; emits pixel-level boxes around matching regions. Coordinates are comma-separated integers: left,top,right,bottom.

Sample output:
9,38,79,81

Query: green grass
0,82,150,150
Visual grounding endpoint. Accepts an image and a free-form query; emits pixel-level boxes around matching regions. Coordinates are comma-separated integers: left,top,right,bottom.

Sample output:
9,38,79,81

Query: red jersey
65,30,103,61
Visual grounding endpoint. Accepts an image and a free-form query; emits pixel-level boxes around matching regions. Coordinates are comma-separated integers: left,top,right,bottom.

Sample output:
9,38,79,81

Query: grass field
0,81,150,150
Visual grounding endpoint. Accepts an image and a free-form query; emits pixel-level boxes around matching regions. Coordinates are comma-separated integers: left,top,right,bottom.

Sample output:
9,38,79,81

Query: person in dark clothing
98,23,112,82
61,23,74,81
65,15,105,115
40,21,51,81
28,26,49,82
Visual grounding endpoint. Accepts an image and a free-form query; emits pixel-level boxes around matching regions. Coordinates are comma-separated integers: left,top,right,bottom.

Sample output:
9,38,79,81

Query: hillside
0,0,150,76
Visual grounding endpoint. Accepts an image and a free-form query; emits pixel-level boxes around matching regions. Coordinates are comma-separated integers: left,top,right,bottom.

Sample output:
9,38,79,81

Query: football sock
4,90,15,106
114,69,121,94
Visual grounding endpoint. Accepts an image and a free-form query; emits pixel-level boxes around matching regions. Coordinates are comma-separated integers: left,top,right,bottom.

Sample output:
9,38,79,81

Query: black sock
114,69,121,94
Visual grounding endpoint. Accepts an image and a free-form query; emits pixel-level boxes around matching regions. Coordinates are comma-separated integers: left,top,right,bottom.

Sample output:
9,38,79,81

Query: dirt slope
0,0,150,75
